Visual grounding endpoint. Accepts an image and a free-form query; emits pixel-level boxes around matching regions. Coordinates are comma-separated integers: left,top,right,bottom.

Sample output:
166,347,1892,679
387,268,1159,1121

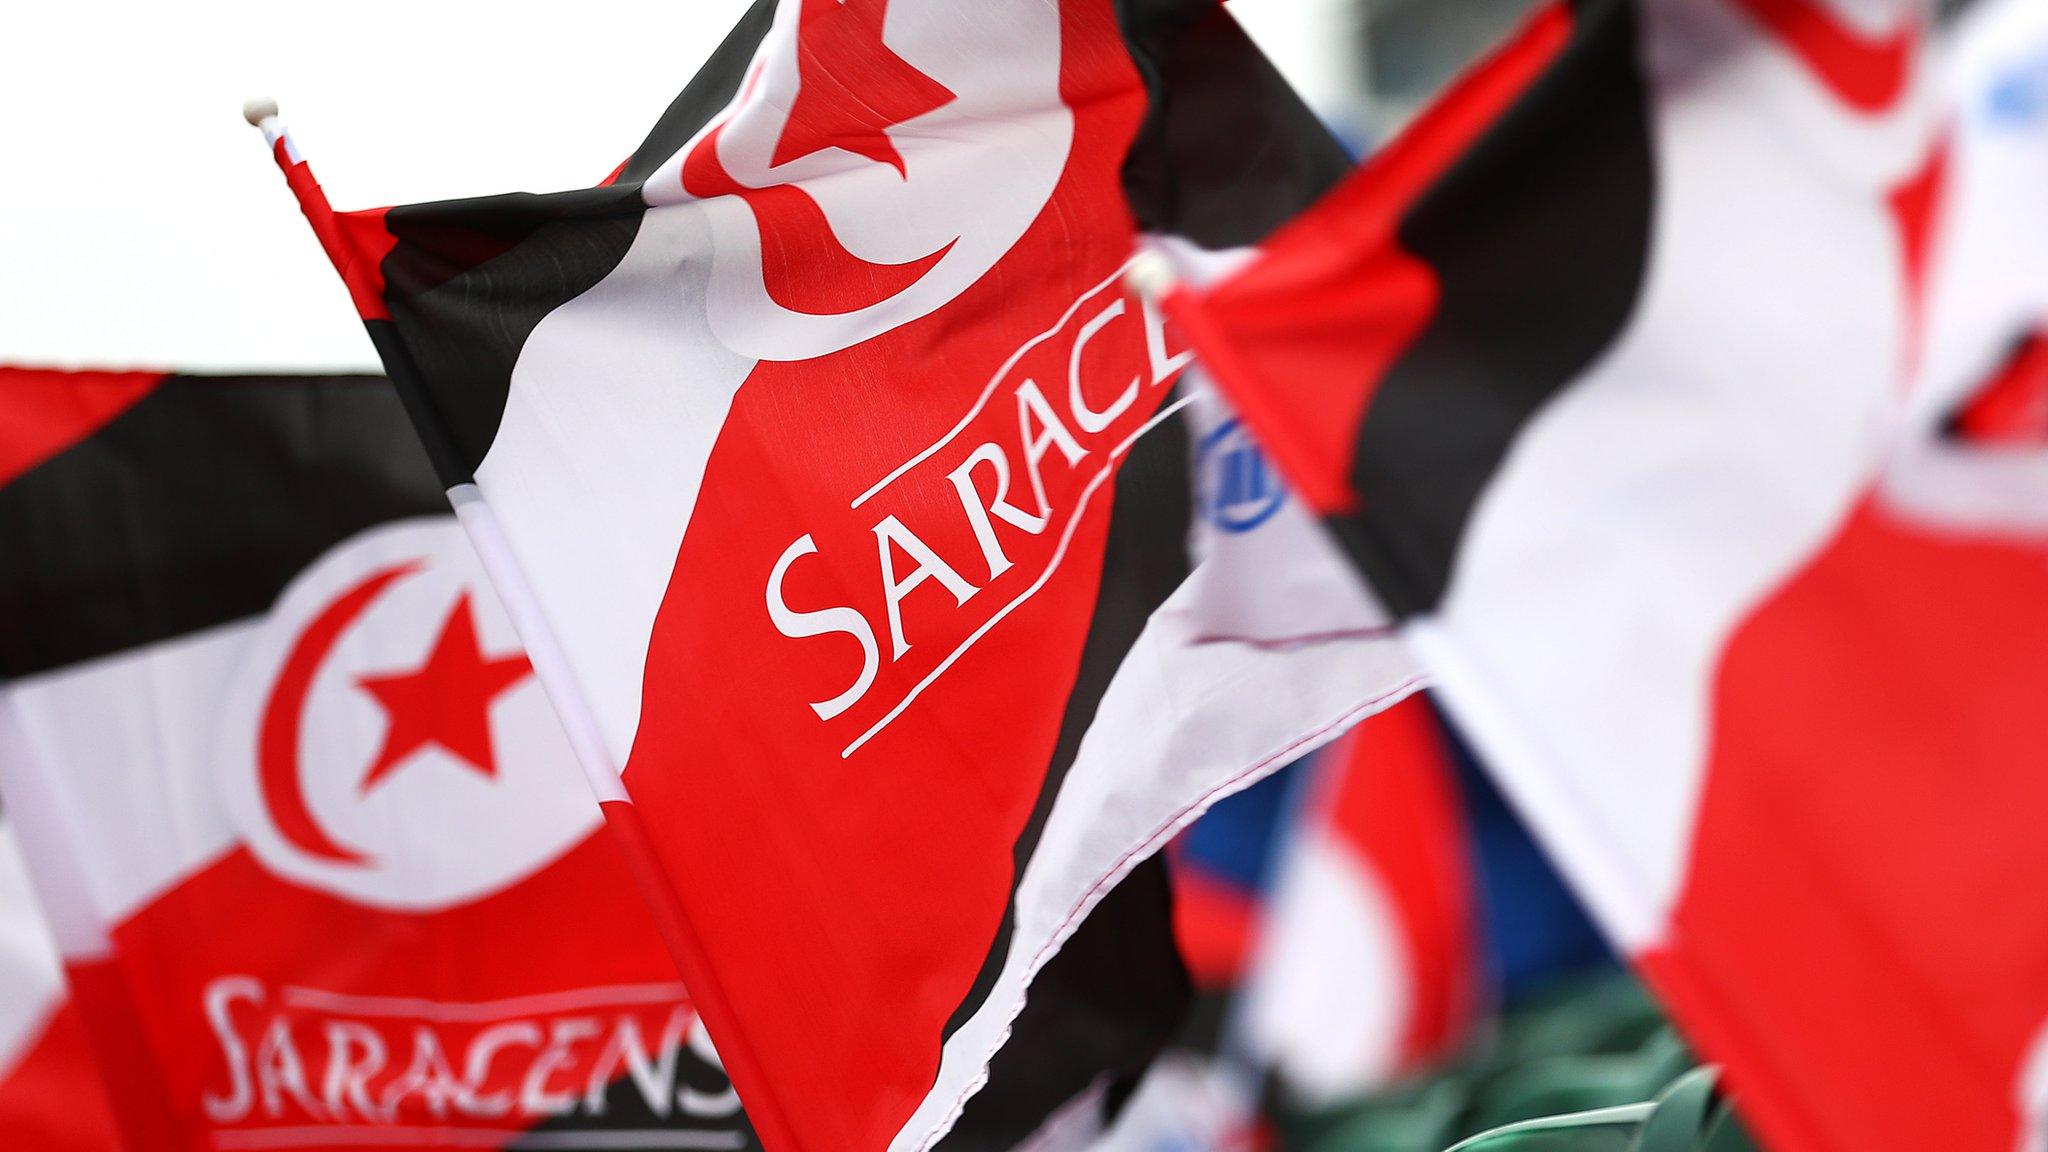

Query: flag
0,366,757,1151
0,815,120,1151
1151,0,2048,1148
260,1,1425,1148
1243,693,1482,1105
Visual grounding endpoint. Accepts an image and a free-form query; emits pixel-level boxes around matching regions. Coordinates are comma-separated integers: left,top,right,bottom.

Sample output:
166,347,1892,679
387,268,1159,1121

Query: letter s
767,535,880,721
202,976,263,1122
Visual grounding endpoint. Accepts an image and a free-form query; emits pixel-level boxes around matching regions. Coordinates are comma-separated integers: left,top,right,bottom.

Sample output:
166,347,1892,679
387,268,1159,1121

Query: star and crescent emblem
257,563,535,867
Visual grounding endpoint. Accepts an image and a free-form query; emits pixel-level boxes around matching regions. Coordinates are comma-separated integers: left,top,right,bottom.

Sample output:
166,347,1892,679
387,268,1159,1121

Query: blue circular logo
1986,49,2048,127
1197,418,1287,534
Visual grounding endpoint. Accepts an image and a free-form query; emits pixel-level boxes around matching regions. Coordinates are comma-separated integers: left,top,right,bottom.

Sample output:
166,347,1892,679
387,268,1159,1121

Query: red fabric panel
271,136,395,322
1179,3,1572,515
1169,864,1262,990
1724,0,1917,112
1324,697,1481,1069
1659,494,2048,1152
0,366,163,486
0,1004,123,1152
59,830,706,1150
1953,331,2048,445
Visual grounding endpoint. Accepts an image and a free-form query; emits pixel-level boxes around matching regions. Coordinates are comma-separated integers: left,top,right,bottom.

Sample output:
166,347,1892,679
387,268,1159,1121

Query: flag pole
243,99,393,327
1124,246,1289,1150
243,98,346,290
245,102,804,1152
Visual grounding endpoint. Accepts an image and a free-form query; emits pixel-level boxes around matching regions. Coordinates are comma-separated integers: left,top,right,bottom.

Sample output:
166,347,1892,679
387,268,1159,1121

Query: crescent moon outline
256,560,423,866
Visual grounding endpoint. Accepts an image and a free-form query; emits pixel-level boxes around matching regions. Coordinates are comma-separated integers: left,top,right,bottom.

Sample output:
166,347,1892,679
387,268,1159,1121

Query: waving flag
0,818,119,1152
0,367,757,1152
1147,0,2048,1149
259,2,1422,1149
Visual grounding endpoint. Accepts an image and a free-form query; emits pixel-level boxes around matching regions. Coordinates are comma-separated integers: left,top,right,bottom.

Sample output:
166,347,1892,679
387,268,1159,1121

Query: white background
0,0,1348,372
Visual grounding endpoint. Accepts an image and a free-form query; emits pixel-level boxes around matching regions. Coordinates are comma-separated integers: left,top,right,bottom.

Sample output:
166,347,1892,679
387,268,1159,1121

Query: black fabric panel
369,1,776,488
922,8,1350,1103
1117,0,1353,248
619,0,779,184
913,401,1196,1147
1340,0,1655,616
0,375,446,680
935,409,1192,1049
935,857,1190,1152
375,196,642,488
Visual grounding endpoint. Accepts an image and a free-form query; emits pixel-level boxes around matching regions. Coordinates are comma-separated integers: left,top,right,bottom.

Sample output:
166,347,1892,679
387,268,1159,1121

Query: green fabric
1437,1068,1761,1152
1446,1105,1653,1152
1280,973,1766,1152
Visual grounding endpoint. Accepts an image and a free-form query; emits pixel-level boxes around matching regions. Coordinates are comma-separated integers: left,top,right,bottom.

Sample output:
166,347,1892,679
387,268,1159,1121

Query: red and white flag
0,816,120,1152
1243,694,1482,1106
1155,0,2048,1148
260,2,1422,1149
0,367,755,1152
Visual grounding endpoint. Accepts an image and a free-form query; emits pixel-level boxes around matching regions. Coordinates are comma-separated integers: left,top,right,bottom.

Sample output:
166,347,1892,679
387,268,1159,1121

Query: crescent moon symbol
257,560,423,866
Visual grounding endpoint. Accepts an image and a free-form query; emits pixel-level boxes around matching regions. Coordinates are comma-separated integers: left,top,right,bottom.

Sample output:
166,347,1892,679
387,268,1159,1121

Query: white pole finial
243,97,293,156
1124,248,1182,301
241,97,280,127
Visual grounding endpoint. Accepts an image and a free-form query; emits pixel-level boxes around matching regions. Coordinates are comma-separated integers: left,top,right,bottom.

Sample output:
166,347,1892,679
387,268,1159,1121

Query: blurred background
0,0,1994,372
0,0,1551,371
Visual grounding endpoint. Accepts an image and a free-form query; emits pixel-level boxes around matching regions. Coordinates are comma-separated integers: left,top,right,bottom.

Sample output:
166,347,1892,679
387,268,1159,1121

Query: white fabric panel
484,206,757,769
640,0,1071,362
1155,236,1393,645
1424,0,1932,946
0,623,254,939
0,823,66,1080
1243,826,1411,1104
1087,1054,1256,1152
896,582,1424,1151
1914,0,2048,423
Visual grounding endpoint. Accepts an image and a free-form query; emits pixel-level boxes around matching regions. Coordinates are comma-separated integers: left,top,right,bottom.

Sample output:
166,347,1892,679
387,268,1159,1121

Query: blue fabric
1173,759,1301,895
1440,714,1616,1001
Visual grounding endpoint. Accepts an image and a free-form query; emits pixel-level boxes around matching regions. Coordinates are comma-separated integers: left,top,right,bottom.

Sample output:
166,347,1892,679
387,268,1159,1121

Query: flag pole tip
242,97,280,127
1125,250,1180,300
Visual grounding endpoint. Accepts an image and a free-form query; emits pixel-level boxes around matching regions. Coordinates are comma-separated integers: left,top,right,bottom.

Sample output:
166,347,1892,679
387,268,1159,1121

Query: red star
354,594,532,794
770,0,956,176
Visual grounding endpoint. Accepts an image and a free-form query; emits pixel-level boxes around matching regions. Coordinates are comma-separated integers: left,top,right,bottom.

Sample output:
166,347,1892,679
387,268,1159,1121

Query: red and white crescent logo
218,518,599,910
651,0,1070,361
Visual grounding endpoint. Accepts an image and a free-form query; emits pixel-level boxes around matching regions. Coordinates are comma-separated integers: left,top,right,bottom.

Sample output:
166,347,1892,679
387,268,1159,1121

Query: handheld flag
255,2,1423,1149
0,367,755,1152
1149,0,2048,1149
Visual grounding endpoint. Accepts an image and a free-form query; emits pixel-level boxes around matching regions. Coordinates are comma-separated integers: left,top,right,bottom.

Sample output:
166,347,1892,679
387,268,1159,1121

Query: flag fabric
0,367,757,1152
262,2,1425,1149
0,816,121,1152
1155,1,2048,1150
1920,0,2048,442
1099,695,1484,1152
1244,693,1482,1106
1166,762,1300,999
